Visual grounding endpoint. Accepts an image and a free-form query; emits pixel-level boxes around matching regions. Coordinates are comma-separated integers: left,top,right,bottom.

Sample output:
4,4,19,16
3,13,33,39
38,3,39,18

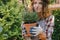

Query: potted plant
22,11,39,37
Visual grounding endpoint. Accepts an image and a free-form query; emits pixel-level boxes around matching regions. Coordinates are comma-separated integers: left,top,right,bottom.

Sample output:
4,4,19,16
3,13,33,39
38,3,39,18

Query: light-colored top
37,15,54,38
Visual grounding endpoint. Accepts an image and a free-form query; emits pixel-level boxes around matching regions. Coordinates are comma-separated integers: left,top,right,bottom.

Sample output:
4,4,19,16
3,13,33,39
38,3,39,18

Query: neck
37,12,44,19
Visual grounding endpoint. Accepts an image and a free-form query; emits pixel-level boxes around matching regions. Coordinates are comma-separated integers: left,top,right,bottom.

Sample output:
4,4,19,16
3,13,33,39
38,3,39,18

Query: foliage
49,0,60,40
50,0,55,4
52,10,60,40
0,0,23,40
22,11,39,23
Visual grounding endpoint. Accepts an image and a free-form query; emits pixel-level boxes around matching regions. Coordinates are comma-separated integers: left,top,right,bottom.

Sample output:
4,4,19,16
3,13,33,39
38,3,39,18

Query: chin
36,11,39,12
35,10,41,13
36,11,41,13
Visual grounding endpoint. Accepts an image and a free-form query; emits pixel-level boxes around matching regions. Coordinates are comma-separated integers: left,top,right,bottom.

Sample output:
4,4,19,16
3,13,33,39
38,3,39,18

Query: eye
39,2,42,4
34,2,37,4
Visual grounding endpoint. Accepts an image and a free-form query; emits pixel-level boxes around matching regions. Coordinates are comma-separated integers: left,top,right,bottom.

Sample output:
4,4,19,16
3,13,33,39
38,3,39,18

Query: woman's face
33,0,42,13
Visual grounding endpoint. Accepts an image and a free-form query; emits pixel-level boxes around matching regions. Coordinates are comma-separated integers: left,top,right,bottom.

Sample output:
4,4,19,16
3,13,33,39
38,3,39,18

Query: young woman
28,0,54,40
22,0,60,40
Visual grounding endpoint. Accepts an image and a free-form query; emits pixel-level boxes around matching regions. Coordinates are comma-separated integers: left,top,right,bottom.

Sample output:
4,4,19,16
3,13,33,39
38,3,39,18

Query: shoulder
49,15,54,19
46,15,54,21
45,15,55,24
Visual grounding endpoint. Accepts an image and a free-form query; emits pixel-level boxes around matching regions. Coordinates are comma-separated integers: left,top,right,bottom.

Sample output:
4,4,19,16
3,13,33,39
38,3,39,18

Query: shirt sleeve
21,21,26,36
46,15,55,38
48,15,54,32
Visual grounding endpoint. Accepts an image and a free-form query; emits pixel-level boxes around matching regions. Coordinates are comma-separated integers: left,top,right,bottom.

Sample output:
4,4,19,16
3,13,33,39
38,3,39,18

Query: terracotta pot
23,23,37,37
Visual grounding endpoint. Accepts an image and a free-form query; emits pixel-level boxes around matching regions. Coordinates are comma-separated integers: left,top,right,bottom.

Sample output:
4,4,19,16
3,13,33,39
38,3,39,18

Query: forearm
49,4,60,10
46,15,54,38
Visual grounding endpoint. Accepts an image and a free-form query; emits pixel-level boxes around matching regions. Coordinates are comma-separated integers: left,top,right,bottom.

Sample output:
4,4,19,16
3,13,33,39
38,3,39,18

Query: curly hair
28,0,51,19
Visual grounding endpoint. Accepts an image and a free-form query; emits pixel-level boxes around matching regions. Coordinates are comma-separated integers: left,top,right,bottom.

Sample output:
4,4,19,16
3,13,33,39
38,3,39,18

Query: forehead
33,0,42,2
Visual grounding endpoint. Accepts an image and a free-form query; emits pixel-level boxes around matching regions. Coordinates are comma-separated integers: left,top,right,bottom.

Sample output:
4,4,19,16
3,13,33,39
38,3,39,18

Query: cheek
39,5,42,9
33,4,36,9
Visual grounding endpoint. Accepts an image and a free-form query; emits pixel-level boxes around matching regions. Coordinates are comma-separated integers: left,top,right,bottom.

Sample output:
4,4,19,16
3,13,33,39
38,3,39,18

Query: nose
36,4,39,9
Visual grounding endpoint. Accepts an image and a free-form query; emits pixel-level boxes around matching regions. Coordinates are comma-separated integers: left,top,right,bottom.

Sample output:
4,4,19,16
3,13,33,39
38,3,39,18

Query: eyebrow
33,1,43,3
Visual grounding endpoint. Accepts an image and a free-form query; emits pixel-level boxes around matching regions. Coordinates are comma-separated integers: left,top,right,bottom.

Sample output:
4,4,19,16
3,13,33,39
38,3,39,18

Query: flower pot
23,23,37,37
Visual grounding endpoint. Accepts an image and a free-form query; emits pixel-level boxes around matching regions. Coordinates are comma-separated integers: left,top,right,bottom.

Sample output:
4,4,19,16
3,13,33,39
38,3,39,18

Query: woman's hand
30,25,43,36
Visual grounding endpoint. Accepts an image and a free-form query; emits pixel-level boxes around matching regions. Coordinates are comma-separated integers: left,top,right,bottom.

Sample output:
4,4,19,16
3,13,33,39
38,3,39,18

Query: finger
30,27,37,29
30,31,37,34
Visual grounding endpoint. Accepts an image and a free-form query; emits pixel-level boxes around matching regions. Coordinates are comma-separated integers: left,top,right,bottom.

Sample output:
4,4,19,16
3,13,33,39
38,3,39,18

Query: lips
36,8,41,12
